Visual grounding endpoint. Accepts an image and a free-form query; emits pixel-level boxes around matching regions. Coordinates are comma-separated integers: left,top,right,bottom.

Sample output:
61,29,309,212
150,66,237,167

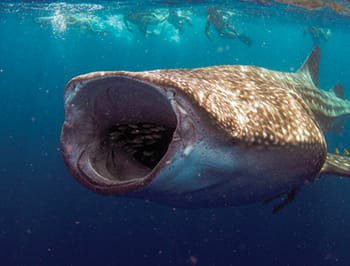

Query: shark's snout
61,74,189,194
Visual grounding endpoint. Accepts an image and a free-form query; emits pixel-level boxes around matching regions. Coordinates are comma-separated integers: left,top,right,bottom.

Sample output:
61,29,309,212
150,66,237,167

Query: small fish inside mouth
103,122,174,170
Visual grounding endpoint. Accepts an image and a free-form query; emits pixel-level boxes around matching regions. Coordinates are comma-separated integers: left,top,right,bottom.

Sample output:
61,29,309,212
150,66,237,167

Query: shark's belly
134,140,324,207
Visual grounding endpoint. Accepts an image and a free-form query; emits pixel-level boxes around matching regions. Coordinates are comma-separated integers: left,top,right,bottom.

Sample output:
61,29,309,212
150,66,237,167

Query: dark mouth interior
71,76,178,184
91,121,176,183
104,122,174,171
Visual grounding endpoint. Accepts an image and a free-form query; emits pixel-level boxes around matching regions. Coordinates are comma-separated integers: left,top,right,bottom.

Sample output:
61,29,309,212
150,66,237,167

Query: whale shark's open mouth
61,74,187,194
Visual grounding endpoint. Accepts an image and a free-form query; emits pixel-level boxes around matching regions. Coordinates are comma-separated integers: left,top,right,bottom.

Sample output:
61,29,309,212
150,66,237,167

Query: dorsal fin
321,153,350,178
332,83,345,99
297,45,320,87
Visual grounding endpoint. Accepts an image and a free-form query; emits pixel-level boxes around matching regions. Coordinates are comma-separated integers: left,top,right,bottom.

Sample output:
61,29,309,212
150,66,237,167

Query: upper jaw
60,72,197,195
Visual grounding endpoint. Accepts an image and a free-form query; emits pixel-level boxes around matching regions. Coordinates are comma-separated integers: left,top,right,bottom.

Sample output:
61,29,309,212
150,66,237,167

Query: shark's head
61,71,219,197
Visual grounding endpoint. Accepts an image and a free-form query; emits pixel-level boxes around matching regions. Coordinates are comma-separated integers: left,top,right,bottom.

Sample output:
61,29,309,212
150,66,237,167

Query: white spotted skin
126,66,330,206
66,64,350,206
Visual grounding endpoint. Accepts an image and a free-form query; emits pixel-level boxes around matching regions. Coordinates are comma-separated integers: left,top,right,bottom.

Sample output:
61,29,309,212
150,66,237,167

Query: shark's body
61,46,350,209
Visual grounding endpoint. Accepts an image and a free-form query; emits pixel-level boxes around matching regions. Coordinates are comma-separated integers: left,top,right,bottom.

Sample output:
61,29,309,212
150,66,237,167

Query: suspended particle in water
187,256,198,265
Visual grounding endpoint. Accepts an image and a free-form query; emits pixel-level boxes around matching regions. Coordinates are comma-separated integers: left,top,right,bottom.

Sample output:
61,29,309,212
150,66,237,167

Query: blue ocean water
1,1,350,265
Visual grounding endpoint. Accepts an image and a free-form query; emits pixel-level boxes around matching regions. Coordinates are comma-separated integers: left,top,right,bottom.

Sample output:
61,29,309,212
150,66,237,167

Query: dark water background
1,1,350,265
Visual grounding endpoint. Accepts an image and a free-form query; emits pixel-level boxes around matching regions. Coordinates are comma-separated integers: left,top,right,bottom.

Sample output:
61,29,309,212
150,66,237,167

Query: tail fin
321,153,350,178
297,45,320,87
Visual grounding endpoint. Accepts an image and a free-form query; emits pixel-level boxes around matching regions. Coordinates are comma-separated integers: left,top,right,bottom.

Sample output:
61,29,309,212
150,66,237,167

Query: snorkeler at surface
68,14,106,33
303,26,332,44
167,9,193,33
36,13,106,34
123,9,169,37
205,7,252,46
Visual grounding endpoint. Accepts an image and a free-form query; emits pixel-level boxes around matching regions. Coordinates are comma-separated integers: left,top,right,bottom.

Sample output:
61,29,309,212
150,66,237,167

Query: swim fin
238,34,252,46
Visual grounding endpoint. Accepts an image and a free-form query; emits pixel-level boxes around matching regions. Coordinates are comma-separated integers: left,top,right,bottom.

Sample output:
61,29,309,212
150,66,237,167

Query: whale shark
61,46,350,211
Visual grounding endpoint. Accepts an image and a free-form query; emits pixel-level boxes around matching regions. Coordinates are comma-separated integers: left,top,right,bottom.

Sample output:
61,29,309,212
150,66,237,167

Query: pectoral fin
321,153,350,177
272,190,298,214
264,189,298,214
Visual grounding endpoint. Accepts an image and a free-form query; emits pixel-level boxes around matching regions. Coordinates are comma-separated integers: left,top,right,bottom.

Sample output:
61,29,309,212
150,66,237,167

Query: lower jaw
77,121,179,185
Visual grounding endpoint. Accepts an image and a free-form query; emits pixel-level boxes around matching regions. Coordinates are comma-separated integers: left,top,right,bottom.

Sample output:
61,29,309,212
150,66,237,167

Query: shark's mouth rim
61,73,193,195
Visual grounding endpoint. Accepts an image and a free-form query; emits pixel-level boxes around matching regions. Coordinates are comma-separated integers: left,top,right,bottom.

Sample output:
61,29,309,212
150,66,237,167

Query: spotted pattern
288,73,350,131
322,154,350,177
135,66,326,150
68,65,350,172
